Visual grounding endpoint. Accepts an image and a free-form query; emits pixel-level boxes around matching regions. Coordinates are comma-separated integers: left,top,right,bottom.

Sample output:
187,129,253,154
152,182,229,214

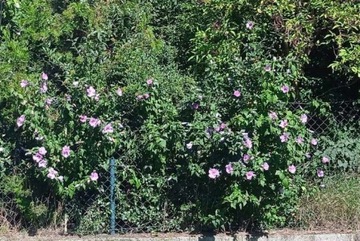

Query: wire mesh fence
290,101,360,134
63,158,185,235
2,100,360,235
61,101,360,235
0,192,20,230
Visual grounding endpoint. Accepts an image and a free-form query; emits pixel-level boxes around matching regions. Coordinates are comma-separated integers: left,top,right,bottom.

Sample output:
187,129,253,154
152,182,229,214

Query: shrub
0,0,358,232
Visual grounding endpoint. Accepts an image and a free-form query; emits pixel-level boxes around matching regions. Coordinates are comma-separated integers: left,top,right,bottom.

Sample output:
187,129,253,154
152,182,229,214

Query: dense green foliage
0,0,359,233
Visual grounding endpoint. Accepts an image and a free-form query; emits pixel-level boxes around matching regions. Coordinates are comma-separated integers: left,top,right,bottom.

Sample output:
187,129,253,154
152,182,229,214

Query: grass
297,173,360,231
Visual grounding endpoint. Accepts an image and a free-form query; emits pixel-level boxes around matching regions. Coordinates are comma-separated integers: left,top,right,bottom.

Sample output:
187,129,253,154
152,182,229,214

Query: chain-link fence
0,191,20,230
2,101,360,235
290,101,360,134
60,101,360,235
61,157,185,235
64,173,111,235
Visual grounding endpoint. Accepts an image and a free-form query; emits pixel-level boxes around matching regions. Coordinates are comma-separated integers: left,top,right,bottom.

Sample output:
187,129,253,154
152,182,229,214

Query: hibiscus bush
0,0,358,232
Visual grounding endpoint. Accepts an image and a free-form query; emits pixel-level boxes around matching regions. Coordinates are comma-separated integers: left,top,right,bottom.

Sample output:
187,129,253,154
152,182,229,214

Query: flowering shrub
0,0,357,232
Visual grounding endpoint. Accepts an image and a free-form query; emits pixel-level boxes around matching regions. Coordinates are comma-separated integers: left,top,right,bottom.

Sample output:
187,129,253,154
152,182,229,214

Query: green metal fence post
110,157,116,235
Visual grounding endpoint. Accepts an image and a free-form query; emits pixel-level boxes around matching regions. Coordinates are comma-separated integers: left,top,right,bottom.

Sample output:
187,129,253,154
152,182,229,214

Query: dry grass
0,201,65,236
0,205,17,235
297,174,360,231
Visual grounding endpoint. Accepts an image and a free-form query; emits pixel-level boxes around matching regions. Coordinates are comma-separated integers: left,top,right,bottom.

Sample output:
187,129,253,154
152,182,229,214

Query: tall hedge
0,0,359,232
